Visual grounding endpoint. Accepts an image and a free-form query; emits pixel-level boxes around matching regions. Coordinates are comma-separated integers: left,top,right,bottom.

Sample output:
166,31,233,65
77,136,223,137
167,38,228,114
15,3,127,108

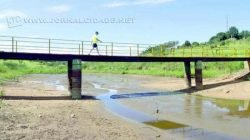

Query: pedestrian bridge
0,36,250,99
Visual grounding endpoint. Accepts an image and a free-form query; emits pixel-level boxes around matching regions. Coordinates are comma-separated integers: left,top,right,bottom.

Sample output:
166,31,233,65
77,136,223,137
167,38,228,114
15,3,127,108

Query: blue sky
0,0,249,44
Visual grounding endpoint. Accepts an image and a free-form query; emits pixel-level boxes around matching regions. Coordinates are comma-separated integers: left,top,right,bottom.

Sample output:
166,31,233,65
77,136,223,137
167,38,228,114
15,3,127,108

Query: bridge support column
244,61,250,71
68,59,82,99
68,60,73,91
184,61,192,88
195,60,203,90
248,61,250,71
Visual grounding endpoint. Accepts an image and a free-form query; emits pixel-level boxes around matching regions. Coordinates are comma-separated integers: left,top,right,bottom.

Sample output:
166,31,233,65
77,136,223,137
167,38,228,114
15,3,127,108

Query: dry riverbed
0,71,250,140
0,75,179,140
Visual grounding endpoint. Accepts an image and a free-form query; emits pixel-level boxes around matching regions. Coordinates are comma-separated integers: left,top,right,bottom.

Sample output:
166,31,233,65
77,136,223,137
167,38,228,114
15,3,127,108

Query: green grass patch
83,39,249,78
83,61,244,78
0,60,67,83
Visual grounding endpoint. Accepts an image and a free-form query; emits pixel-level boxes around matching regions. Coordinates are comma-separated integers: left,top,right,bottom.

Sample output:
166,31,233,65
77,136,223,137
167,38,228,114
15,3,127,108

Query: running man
89,31,102,55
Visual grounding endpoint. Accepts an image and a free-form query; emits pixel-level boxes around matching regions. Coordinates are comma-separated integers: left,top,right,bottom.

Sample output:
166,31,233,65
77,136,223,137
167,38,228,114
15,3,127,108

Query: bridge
0,36,250,99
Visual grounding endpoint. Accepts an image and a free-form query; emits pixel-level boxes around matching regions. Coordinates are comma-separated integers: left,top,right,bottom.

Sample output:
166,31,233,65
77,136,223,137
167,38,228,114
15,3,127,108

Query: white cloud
0,9,27,19
104,0,175,8
47,4,71,14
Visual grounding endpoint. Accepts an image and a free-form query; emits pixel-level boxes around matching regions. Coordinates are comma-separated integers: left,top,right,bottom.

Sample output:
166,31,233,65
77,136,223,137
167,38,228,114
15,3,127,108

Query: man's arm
97,38,103,43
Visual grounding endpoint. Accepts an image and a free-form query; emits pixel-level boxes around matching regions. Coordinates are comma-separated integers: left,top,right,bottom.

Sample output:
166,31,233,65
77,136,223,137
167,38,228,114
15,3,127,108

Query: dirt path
0,76,168,140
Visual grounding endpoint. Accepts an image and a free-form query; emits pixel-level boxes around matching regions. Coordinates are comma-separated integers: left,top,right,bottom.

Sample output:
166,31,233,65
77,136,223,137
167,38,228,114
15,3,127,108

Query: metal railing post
182,48,185,57
111,43,114,56
12,37,14,52
79,44,81,55
106,45,108,56
190,47,193,57
130,47,132,56
137,44,139,56
48,39,51,54
15,41,18,53
202,47,204,57
161,46,163,56
81,41,84,55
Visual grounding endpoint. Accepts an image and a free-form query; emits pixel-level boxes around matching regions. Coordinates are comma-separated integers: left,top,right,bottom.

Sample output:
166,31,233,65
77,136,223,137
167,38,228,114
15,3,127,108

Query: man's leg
96,47,100,55
88,48,94,55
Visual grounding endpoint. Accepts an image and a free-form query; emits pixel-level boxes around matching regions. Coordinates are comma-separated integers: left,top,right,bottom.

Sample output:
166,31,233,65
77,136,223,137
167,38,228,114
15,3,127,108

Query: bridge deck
0,52,250,62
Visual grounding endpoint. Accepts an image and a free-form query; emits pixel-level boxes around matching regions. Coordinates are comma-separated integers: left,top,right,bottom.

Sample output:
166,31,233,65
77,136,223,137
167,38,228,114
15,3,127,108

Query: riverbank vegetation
0,60,66,83
83,27,250,77
0,27,249,82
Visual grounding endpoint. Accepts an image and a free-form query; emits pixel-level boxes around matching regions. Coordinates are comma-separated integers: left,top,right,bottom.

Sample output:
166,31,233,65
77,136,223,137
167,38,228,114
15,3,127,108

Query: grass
0,60,67,107
0,60,67,84
83,39,250,78
83,61,244,78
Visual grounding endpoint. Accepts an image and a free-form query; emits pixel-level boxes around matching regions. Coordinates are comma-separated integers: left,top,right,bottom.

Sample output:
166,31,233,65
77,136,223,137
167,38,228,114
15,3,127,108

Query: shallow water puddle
93,83,248,140
36,75,249,140
144,120,187,130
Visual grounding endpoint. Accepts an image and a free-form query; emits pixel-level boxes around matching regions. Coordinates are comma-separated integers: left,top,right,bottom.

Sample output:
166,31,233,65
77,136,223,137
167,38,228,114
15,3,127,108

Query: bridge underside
1,52,250,99
1,52,250,62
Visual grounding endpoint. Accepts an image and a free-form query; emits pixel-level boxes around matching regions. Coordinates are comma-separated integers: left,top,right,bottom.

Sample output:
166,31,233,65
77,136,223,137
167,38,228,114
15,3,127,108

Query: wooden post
184,61,192,88
195,60,203,90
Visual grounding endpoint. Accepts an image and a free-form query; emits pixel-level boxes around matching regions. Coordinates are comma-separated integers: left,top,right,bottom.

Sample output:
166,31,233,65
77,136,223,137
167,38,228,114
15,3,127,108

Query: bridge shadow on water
181,72,250,94
111,73,250,100
110,91,188,99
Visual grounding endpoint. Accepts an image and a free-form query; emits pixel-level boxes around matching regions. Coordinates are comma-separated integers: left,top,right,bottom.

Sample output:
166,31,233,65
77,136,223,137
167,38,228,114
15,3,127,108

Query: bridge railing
0,35,250,57
0,36,154,56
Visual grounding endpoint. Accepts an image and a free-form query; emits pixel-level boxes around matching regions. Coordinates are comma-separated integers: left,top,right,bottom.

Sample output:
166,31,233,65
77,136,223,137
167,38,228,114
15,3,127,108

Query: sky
0,0,249,44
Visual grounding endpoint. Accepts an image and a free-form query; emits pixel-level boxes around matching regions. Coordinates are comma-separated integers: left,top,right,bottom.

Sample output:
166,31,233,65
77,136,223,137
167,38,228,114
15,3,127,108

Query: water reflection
179,94,250,119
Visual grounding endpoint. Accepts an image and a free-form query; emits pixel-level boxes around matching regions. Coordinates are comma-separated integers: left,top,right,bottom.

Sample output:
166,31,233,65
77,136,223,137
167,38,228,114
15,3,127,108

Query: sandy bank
139,70,250,100
0,75,175,140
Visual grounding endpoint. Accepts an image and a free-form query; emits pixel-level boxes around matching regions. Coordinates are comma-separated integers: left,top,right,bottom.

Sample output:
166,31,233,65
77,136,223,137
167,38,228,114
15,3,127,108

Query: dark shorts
93,43,98,48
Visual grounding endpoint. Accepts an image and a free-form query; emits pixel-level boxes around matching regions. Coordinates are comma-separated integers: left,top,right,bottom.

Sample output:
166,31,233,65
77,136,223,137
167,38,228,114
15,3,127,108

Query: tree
216,32,227,41
227,26,239,39
192,42,199,46
209,36,218,43
240,30,250,39
183,40,191,47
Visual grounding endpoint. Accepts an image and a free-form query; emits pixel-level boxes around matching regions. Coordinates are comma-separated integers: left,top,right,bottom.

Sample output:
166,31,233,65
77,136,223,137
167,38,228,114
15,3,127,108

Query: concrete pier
248,61,250,71
195,60,203,90
68,60,73,91
68,59,82,99
184,61,192,88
